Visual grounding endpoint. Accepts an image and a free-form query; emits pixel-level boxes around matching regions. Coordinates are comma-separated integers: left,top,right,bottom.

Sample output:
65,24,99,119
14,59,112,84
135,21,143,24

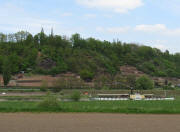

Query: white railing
92,98,129,101
91,97,175,101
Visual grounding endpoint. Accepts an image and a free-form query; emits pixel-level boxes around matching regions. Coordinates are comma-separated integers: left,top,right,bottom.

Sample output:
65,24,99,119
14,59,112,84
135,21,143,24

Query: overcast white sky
0,0,180,53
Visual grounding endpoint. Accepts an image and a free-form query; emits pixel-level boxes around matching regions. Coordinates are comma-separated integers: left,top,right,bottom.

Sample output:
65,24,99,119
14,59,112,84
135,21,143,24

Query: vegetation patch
70,91,81,101
0,31,179,88
0,100,179,113
37,93,61,111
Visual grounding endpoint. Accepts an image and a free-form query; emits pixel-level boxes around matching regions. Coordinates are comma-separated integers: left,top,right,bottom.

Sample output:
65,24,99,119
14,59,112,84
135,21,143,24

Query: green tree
80,70,94,82
9,54,20,74
126,75,136,87
40,28,47,45
71,33,85,48
0,33,7,42
15,31,30,42
135,76,154,90
25,34,34,45
2,58,11,86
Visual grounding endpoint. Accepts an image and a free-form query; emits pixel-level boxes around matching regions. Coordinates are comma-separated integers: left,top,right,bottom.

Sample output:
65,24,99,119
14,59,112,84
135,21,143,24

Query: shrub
38,93,60,110
156,71,167,77
52,78,66,92
94,74,111,89
163,86,175,90
135,76,154,90
126,75,136,87
80,70,94,82
40,81,48,92
66,77,85,89
70,91,81,101
50,67,59,76
52,87,62,93
102,86,109,90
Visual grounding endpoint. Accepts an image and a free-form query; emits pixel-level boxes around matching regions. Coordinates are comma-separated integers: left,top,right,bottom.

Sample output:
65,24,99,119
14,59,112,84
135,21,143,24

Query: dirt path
0,113,179,132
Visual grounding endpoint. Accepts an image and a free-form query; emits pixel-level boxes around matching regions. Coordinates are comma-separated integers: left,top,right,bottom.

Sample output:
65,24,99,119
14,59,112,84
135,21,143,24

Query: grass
0,96,45,100
0,89,41,92
0,100,179,113
0,88,179,113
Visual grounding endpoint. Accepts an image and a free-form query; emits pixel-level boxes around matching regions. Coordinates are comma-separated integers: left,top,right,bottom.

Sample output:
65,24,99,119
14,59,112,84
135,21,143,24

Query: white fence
92,98,129,101
91,97,175,101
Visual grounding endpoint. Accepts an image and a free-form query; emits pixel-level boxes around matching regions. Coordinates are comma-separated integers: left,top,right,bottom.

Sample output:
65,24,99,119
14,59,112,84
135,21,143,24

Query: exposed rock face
152,77,180,86
120,65,180,86
120,66,145,77
38,58,56,69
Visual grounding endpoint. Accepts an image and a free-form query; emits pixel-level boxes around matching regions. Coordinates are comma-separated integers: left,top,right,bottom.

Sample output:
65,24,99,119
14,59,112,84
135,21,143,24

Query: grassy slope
0,100,179,114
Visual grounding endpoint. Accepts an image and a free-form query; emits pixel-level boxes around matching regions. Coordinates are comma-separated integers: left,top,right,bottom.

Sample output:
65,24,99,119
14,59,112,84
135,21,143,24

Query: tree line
0,29,180,85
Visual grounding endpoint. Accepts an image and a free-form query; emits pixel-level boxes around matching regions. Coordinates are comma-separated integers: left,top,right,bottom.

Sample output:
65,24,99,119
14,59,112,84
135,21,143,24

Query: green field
0,100,179,114
0,89,179,113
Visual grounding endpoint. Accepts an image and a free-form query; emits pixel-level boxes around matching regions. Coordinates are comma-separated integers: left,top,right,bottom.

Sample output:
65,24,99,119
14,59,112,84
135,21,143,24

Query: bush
66,77,85,89
49,64,67,76
102,86,109,90
38,93,60,110
94,74,111,89
52,87,62,93
135,76,154,90
52,78,66,92
70,91,81,101
80,70,94,82
40,81,48,92
163,86,175,90
156,71,167,77
126,75,136,87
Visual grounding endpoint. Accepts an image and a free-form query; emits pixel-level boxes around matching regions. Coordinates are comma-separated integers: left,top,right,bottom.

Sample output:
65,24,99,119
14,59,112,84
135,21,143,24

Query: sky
0,0,180,53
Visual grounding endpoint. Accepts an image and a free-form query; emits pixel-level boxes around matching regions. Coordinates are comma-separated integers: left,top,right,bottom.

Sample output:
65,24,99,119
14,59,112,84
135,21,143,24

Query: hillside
0,30,180,87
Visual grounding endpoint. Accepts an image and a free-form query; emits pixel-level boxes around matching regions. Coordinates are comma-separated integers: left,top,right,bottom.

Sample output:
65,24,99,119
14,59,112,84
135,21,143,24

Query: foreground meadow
0,100,179,114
